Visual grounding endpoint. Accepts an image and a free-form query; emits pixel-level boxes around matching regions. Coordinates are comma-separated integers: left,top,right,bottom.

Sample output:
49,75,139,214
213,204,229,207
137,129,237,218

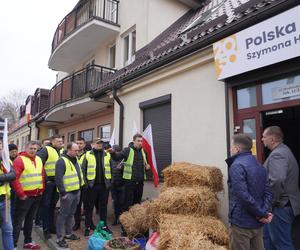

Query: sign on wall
213,5,300,80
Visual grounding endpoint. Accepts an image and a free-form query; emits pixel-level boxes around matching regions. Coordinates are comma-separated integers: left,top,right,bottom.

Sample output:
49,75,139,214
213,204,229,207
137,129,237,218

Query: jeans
111,185,125,219
0,200,14,250
56,191,80,241
74,188,85,227
267,206,295,250
40,181,59,232
13,196,42,247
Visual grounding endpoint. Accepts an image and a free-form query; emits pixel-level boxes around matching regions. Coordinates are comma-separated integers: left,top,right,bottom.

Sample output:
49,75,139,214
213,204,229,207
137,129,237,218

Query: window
124,30,136,66
109,45,116,68
237,86,257,109
80,129,94,143
262,74,300,105
99,124,111,141
68,132,76,142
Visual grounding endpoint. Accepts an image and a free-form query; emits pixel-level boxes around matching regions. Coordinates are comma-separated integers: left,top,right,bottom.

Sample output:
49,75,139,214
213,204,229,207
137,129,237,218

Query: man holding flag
108,133,151,212
0,118,16,250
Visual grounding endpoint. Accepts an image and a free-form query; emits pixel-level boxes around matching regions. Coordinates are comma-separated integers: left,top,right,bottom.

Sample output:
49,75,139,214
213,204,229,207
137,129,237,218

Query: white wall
113,49,229,222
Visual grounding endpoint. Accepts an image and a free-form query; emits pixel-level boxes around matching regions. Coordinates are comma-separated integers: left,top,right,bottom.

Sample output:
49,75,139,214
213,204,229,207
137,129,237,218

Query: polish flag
0,119,11,172
109,128,116,147
142,124,159,187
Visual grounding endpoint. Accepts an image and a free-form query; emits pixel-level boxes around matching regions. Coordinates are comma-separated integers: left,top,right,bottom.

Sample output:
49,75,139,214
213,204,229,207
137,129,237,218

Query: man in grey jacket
262,126,300,250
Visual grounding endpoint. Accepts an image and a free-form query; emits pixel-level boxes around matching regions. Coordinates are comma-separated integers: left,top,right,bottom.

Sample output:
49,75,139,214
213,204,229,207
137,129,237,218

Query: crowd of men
0,133,150,249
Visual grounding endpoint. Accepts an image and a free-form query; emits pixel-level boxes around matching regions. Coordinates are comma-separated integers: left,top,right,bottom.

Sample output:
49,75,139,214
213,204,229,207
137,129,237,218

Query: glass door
236,112,263,162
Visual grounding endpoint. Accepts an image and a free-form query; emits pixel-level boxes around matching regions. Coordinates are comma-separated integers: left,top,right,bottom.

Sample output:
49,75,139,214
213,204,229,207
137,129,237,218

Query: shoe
43,230,51,240
84,228,90,237
64,233,80,241
90,223,96,230
72,224,80,231
23,242,41,249
57,239,68,248
102,225,112,234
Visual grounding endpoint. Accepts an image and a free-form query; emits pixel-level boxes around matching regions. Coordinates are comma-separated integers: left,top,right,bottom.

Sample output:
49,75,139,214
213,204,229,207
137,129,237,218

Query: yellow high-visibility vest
85,151,111,181
44,146,61,177
123,148,147,180
77,152,86,167
61,156,81,192
0,164,11,197
19,156,43,191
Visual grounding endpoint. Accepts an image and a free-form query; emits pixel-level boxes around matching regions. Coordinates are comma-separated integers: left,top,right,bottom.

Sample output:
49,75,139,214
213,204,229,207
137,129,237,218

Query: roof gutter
109,0,299,89
112,86,124,148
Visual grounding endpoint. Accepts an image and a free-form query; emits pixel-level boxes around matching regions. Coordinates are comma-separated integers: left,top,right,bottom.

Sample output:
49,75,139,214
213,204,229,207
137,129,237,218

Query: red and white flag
0,119,11,172
142,124,159,187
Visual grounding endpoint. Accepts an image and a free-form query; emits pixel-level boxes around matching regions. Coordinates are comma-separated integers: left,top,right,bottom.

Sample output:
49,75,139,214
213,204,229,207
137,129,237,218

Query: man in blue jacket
226,133,273,250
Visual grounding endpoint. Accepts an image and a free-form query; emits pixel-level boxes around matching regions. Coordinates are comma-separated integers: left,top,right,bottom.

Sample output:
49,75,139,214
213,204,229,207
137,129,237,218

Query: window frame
123,29,136,66
98,124,111,141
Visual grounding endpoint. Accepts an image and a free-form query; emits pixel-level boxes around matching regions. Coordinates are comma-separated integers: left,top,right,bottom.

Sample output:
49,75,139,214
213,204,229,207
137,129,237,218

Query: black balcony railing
52,0,119,52
49,65,115,108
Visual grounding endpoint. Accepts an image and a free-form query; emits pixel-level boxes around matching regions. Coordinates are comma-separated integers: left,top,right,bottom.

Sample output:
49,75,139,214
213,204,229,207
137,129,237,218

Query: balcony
49,0,120,72
46,65,115,122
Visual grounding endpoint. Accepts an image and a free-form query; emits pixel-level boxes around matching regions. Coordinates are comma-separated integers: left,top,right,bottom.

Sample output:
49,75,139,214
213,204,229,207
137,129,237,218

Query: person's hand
257,212,273,224
106,148,114,154
61,194,68,200
20,195,28,200
145,164,151,170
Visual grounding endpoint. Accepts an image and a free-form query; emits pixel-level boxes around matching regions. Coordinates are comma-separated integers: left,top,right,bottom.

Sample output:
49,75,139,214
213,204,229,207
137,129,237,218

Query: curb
34,227,71,250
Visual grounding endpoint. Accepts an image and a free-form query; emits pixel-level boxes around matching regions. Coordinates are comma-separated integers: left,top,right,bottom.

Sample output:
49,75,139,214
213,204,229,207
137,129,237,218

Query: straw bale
119,200,160,237
162,162,224,192
159,214,228,250
158,187,218,216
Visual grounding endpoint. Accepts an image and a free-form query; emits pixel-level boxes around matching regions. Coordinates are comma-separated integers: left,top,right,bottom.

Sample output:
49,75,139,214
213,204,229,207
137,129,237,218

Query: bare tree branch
0,90,28,125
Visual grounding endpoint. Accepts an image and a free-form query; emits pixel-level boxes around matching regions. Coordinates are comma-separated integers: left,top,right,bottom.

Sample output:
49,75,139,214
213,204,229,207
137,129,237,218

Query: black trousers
123,181,144,212
111,184,125,219
74,188,86,226
13,196,42,247
84,184,109,228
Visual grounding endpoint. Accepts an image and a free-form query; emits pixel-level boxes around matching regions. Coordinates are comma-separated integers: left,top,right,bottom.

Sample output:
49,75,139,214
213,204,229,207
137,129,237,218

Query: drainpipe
112,86,124,148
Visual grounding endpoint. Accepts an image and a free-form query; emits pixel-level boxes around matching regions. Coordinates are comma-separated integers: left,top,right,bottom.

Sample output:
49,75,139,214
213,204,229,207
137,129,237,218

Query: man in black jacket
81,138,112,236
37,135,63,239
108,133,150,212
110,145,124,225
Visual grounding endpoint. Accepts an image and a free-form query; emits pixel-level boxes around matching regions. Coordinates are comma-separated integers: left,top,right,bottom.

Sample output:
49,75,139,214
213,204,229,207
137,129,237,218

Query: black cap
9,144,18,151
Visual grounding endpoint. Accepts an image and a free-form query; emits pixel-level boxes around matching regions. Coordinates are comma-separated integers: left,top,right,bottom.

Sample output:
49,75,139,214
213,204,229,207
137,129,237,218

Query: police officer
12,141,44,249
108,133,150,212
82,138,112,236
37,135,63,239
55,142,83,248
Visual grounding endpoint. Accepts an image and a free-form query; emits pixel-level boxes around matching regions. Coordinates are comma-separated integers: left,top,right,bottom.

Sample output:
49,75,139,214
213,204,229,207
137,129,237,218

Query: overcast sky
0,0,78,98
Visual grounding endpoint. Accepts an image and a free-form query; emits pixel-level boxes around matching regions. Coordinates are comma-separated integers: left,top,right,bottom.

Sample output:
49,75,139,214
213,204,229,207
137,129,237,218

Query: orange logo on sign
213,35,238,79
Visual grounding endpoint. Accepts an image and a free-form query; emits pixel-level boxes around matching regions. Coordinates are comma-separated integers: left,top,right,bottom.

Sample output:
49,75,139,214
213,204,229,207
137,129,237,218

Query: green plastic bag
88,221,112,250
93,221,112,241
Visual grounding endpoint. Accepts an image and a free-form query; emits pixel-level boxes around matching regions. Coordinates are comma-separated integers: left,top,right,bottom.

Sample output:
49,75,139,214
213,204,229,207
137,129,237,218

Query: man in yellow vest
55,142,83,248
0,139,16,250
108,133,150,212
37,134,63,239
73,138,86,231
12,141,45,250
82,138,112,236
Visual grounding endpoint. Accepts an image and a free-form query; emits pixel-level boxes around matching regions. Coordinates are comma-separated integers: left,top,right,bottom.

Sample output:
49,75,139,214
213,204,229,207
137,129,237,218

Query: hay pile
119,163,228,249
158,187,217,216
162,162,224,192
158,214,228,250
